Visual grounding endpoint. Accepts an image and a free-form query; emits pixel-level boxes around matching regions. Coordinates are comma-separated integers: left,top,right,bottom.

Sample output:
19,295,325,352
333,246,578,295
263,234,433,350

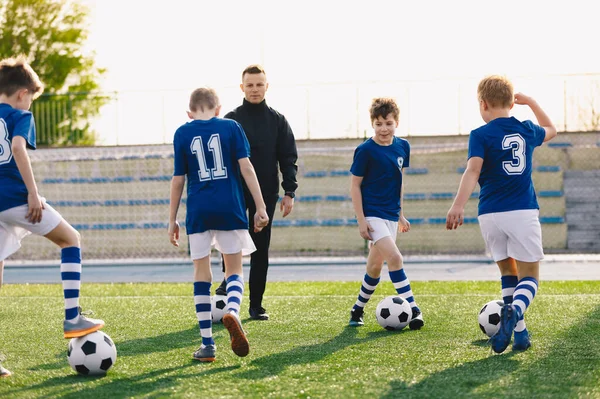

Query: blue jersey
0,104,37,213
350,137,410,221
468,117,546,215
173,117,251,234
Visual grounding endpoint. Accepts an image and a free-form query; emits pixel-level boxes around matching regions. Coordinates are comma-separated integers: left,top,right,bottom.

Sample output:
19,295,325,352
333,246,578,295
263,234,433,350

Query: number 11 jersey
173,117,251,234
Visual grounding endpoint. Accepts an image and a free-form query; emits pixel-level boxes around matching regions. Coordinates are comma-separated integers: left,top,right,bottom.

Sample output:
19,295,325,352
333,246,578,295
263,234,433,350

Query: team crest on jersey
397,157,404,171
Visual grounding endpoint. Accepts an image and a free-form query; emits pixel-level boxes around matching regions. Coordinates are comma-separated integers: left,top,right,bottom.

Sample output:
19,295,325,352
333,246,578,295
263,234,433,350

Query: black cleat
249,307,269,321
349,308,364,327
409,308,424,330
215,279,227,296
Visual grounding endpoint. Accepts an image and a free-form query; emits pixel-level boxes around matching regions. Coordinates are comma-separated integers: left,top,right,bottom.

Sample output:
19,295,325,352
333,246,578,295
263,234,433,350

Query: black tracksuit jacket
225,99,298,199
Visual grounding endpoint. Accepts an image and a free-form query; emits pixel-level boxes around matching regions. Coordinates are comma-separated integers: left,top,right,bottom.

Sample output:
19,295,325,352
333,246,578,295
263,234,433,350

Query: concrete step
564,170,600,178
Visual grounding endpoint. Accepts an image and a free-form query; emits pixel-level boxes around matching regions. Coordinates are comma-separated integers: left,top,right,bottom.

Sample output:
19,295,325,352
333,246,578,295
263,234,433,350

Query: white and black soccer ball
375,295,412,331
478,300,504,337
211,295,227,323
68,331,117,375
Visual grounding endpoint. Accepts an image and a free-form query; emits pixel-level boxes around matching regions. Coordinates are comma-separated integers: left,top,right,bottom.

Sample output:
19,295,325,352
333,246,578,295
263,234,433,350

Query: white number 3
502,134,525,175
0,119,13,165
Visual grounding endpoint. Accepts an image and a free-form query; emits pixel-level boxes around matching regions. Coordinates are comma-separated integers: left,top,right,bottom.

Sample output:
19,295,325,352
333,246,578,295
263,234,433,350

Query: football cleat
64,307,105,339
491,304,518,353
249,307,269,321
513,329,532,351
215,279,227,296
348,308,364,327
0,354,11,378
409,307,425,330
193,344,216,362
222,311,249,357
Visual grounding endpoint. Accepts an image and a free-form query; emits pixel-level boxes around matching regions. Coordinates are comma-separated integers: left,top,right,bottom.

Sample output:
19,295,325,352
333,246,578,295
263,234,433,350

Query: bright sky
83,0,600,144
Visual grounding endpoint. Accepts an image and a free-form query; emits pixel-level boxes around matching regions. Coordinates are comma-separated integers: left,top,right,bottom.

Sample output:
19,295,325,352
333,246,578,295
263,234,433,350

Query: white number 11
191,134,228,181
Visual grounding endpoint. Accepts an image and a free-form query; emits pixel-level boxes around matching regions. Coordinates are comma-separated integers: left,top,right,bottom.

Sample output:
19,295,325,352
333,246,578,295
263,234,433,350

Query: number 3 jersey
468,117,546,216
0,104,37,213
173,117,251,234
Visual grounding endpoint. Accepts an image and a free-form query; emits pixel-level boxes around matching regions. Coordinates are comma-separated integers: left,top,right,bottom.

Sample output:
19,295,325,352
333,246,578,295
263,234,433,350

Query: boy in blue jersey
446,75,557,354
168,87,269,362
348,98,424,330
0,56,105,375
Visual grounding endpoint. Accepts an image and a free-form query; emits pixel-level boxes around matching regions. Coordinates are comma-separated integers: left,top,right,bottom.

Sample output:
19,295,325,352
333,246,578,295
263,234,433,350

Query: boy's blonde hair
370,97,400,123
189,87,219,112
478,75,514,108
0,55,44,98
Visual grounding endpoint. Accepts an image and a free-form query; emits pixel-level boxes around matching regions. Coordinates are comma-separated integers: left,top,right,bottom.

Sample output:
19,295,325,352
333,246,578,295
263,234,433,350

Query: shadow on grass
8,362,237,399
237,325,392,379
29,324,218,371
382,304,600,398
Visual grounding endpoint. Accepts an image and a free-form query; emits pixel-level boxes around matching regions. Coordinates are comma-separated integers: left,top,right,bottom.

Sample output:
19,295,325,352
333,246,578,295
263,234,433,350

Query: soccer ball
375,295,412,331
478,300,504,337
211,295,227,323
67,331,117,375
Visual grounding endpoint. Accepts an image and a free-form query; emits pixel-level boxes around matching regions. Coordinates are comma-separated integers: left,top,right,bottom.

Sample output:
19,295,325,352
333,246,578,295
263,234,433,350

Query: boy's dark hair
370,97,400,123
478,75,514,108
189,87,220,112
0,55,44,98
242,64,266,80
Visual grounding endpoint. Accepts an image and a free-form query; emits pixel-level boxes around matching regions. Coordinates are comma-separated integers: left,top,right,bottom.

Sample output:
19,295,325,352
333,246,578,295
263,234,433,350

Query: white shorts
0,203,63,261
366,217,398,245
478,209,544,263
188,229,256,260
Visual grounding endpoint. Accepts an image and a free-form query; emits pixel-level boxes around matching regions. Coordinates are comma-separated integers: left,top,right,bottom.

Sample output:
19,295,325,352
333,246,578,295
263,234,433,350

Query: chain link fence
9,131,599,261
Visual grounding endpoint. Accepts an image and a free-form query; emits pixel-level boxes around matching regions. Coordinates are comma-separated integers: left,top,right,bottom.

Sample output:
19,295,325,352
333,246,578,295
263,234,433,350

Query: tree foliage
0,0,108,146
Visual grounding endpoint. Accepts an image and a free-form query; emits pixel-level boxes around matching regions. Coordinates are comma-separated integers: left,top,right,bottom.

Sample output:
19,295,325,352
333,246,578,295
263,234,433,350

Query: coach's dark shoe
193,344,216,362
409,308,424,330
215,279,227,296
512,329,531,351
348,308,364,327
249,307,269,321
491,304,518,354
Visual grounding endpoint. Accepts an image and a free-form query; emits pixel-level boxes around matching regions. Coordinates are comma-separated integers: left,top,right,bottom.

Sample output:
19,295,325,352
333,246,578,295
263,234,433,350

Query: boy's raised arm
514,93,557,142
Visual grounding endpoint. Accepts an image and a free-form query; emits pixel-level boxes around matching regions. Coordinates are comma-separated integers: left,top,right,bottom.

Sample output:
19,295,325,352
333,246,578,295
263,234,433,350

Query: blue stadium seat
429,192,454,200
540,216,564,224
536,165,561,172
457,167,466,173
405,168,429,175
407,218,426,225
297,195,323,202
325,195,350,201
404,193,427,201
538,190,563,197
273,220,292,227
329,170,351,176
547,142,572,148
303,171,327,178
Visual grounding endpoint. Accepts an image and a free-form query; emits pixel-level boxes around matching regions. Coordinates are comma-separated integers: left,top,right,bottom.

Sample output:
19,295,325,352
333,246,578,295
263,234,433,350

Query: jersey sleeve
172,130,187,176
13,112,37,150
522,120,546,147
403,140,411,168
232,121,251,160
467,130,485,159
350,145,368,177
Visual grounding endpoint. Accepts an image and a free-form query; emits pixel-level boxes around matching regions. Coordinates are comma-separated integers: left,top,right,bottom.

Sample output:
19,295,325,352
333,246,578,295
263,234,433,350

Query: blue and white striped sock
193,281,214,346
352,273,380,311
61,247,81,321
513,277,538,322
389,269,418,310
226,274,244,315
501,275,527,332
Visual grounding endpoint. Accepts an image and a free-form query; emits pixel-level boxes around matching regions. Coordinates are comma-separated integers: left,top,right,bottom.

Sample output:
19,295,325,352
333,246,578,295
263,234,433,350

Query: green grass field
2,281,600,398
